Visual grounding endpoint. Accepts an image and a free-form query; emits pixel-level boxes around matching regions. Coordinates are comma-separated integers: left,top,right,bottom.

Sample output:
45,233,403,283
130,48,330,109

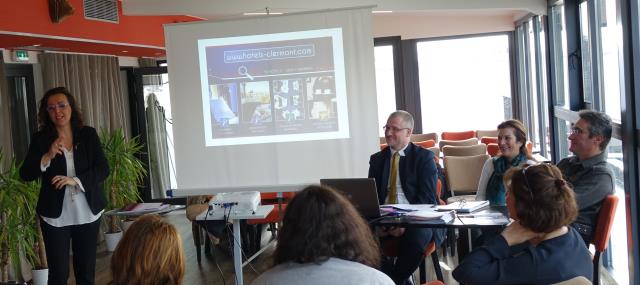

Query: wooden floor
66,209,617,285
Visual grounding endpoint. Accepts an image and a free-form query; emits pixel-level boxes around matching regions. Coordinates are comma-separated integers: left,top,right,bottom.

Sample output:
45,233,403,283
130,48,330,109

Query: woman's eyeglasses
521,166,535,201
46,102,69,112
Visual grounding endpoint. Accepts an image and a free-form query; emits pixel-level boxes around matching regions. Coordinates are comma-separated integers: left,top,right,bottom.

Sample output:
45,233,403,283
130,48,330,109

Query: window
579,1,595,105
374,45,398,136
550,5,570,108
598,0,622,122
606,137,629,284
417,34,512,134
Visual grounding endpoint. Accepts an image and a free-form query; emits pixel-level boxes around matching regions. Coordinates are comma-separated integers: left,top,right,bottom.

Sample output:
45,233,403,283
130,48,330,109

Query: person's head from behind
275,185,381,267
497,119,528,160
38,86,84,133
569,110,612,160
504,164,577,233
384,110,414,151
110,215,185,285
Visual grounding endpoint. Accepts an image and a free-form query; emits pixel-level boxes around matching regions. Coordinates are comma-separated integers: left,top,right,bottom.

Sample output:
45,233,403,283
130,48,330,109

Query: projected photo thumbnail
273,79,305,122
209,83,239,127
198,28,349,146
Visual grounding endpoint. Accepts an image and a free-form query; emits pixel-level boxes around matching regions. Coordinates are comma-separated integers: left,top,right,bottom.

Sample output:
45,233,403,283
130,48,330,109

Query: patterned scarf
485,153,527,205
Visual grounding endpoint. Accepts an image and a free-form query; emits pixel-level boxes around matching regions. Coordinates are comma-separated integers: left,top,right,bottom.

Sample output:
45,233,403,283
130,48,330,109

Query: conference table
374,205,510,262
195,204,274,285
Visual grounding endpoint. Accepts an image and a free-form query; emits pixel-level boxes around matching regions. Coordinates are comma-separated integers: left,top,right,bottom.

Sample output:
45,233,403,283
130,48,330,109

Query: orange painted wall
0,0,199,47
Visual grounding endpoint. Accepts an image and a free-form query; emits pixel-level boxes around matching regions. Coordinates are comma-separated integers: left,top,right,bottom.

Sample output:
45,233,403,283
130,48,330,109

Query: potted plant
0,151,47,285
100,128,147,251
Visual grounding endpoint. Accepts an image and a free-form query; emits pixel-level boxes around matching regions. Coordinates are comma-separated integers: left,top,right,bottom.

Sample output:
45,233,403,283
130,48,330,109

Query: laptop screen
320,178,380,219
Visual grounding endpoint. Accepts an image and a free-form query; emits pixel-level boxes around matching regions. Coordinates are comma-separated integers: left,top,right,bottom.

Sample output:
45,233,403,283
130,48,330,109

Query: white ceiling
121,0,546,20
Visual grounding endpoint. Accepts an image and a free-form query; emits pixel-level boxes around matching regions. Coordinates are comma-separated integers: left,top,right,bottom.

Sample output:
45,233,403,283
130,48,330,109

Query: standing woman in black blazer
20,87,109,285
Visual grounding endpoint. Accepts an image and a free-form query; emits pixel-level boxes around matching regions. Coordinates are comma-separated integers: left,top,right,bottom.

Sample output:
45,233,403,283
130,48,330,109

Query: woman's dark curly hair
37,87,84,135
504,164,578,233
274,185,381,267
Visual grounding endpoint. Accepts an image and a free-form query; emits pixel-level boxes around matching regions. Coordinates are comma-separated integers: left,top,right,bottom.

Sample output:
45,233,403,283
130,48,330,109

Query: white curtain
145,93,171,198
40,53,128,134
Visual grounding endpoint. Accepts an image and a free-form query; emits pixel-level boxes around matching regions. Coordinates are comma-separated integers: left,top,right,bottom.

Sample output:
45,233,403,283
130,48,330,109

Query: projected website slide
198,28,349,146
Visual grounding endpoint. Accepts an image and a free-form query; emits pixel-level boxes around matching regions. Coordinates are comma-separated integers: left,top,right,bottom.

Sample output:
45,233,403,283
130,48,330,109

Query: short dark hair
274,185,381,267
504,164,578,233
388,110,414,130
578,110,612,151
38,87,84,134
497,119,529,157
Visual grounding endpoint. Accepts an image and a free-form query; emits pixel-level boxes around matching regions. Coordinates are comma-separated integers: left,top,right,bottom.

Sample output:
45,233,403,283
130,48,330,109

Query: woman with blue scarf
476,120,533,205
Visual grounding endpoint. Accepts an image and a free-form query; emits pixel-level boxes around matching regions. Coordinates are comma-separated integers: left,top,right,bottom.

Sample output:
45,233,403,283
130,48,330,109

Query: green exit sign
13,50,29,61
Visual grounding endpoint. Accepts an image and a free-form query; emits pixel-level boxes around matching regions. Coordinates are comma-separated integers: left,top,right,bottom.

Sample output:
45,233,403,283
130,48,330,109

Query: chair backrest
551,276,593,285
526,141,533,155
444,154,490,195
411,132,439,143
476,129,498,139
414,140,436,148
439,137,479,150
487,143,500,156
442,144,487,157
441,130,476,141
380,143,387,150
592,195,619,251
480,136,498,145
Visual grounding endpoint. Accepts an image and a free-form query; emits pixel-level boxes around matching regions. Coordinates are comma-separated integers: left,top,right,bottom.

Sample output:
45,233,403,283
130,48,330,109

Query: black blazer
20,126,109,218
368,142,438,205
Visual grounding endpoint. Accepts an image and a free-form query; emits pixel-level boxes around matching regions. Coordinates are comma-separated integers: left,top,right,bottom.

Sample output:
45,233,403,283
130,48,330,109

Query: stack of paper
118,203,169,214
436,200,489,213
405,210,455,223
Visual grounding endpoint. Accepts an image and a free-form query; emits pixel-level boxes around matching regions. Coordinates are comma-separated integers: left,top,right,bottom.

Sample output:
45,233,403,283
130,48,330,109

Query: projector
208,191,261,214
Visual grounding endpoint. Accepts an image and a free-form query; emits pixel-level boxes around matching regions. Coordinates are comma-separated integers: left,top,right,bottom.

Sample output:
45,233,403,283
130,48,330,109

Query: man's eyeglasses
382,125,409,133
569,126,585,135
46,102,69,112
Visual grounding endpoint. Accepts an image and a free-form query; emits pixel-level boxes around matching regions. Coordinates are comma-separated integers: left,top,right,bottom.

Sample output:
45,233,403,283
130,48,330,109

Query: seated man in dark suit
557,110,615,244
368,110,444,285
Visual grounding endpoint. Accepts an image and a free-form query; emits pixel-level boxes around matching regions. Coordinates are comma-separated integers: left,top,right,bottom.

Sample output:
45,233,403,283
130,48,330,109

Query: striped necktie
388,151,399,204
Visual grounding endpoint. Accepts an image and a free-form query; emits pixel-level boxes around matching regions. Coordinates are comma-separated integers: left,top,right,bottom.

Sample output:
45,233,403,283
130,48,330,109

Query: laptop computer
320,178,381,219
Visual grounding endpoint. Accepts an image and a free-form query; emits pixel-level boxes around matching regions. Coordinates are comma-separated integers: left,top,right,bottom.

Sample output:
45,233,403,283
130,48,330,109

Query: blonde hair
110,215,185,285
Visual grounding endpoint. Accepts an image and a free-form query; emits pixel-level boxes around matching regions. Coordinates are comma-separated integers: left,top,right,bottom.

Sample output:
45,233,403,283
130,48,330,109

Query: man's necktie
388,152,399,204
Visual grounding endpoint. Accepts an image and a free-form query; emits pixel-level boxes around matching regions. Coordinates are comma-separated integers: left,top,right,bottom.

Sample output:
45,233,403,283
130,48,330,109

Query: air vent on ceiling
83,0,119,23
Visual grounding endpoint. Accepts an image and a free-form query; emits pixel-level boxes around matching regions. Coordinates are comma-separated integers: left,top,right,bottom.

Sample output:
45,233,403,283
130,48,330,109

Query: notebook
320,178,381,219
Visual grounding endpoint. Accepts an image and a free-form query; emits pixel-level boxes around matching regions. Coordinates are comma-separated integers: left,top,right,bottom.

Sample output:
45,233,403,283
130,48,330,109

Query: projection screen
164,6,379,195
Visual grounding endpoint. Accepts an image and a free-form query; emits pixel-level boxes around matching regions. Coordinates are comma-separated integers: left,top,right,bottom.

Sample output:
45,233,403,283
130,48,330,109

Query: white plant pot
105,231,123,252
31,268,48,285
123,220,135,232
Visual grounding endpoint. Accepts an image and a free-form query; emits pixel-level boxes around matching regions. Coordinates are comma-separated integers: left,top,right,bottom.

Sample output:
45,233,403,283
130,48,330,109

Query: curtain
40,53,128,134
145,93,170,198
0,52,13,168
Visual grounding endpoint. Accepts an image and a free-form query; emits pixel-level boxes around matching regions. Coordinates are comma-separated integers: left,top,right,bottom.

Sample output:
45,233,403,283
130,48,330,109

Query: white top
41,148,102,227
251,258,394,285
385,144,410,204
475,158,494,201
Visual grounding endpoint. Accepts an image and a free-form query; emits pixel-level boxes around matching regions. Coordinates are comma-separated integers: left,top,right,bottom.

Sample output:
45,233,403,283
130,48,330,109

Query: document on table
118,203,169,214
436,200,490,213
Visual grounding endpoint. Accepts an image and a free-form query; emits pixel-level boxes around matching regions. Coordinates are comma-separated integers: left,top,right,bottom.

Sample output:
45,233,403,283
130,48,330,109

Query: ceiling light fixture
372,10,393,13
33,44,41,47
122,50,128,53
244,7,283,16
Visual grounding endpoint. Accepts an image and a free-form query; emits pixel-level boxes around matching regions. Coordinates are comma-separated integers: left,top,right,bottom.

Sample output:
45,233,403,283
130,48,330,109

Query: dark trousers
382,228,444,285
40,217,101,285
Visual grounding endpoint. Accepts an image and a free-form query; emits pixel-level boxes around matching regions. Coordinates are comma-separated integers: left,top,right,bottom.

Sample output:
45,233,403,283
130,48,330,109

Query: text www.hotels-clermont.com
224,45,315,63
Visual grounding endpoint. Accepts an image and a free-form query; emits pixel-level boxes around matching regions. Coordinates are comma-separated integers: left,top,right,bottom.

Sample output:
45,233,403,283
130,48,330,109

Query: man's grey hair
388,110,414,129
578,110,612,151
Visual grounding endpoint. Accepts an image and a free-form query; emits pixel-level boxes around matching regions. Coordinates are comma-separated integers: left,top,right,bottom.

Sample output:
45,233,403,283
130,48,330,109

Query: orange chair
591,195,619,285
382,240,443,284
487,143,500,156
414,140,436,148
480,136,498,145
246,192,295,254
422,281,445,285
441,130,476,141
380,143,388,150
526,141,533,155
